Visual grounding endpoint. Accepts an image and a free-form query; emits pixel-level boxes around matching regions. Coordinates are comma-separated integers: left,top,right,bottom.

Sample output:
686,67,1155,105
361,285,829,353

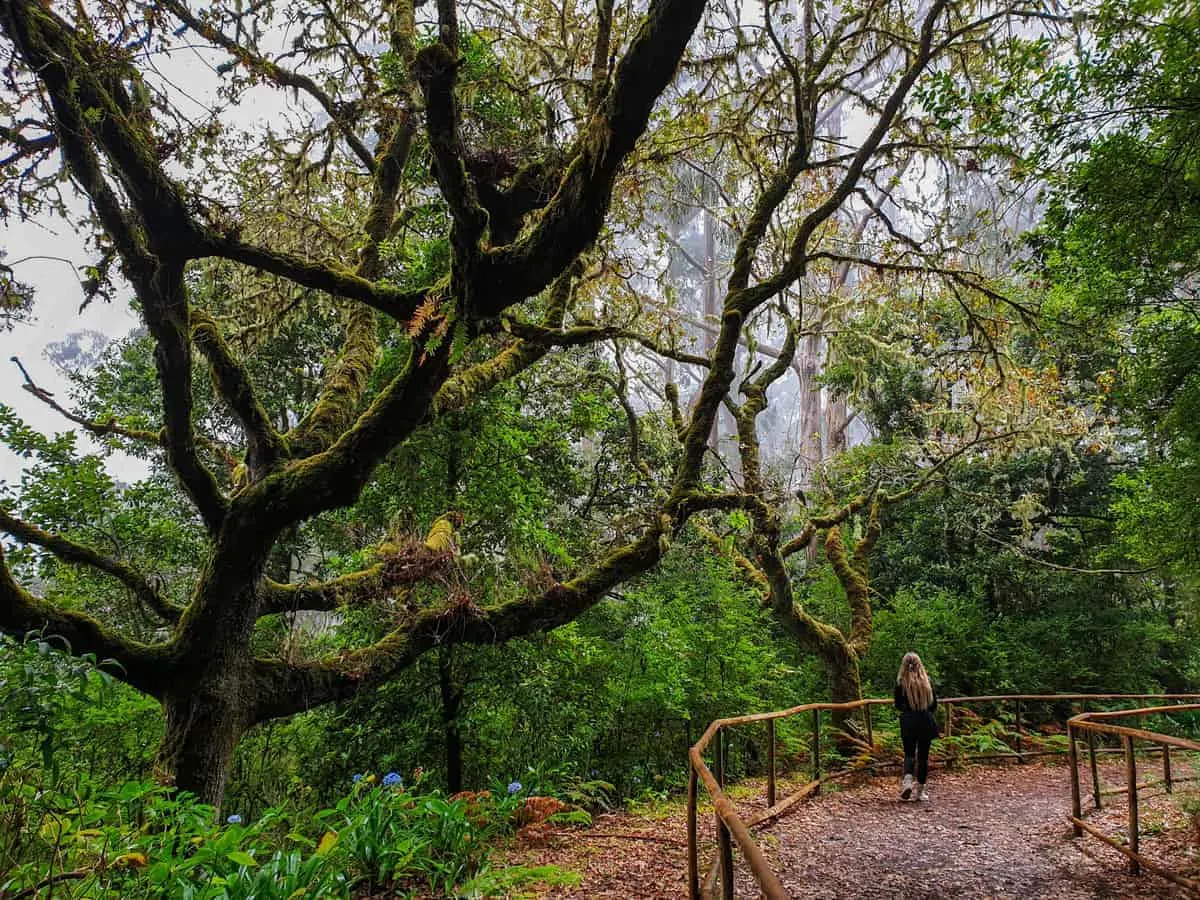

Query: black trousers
902,730,932,783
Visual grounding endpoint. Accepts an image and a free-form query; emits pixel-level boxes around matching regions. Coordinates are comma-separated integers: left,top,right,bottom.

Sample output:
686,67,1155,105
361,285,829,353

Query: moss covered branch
259,544,453,617
249,337,454,527
0,544,170,697
140,263,230,530
0,508,181,624
204,236,432,323
434,269,576,415
414,42,488,249
284,54,421,460
1,4,227,531
5,3,200,253
824,524,872,656
191,311,283,478
253,523,669,719
470,0,707,318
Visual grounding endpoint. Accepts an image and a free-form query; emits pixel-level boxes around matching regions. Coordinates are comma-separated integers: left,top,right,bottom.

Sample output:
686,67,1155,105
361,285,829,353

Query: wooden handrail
1068,704,1200,895
688,692,1200,899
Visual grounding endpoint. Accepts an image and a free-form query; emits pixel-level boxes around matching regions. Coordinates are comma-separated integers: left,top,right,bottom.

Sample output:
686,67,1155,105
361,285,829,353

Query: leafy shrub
0,770,570,898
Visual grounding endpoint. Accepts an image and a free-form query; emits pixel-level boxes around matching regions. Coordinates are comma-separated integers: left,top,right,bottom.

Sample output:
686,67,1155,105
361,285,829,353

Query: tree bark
159,683,251,810
438,647,465,794
827,645,863,733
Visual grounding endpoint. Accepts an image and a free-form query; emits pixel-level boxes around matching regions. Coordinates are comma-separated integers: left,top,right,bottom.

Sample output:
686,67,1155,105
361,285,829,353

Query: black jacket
894,683,939,740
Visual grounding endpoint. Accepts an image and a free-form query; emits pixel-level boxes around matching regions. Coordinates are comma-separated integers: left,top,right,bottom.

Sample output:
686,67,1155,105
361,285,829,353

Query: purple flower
507,781,522,794
382,771,403,787
226,814,242,825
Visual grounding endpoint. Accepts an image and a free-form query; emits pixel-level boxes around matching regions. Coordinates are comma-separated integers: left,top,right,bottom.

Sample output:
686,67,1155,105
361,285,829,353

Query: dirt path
509,763,1196,898
745,765,1178,899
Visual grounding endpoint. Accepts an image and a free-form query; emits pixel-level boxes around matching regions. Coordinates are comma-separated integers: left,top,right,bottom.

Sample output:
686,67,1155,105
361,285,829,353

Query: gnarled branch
0,508,180,624
470,0,708,318
0,543,170,696
160,0,376,171
190,312,282,477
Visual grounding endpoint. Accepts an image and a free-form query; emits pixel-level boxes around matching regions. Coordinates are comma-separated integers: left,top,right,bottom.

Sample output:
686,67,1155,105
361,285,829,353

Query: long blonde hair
897,652,933,711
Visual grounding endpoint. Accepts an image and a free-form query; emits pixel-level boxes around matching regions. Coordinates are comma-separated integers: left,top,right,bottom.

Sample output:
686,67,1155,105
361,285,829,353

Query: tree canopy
0,0,1178,821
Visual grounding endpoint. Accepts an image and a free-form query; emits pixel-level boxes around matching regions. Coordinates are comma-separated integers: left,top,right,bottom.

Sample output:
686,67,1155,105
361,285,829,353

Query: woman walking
895,652,938,801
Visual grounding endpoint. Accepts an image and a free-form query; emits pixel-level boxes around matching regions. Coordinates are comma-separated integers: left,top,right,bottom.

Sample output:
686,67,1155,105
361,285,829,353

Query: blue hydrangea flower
351,773,364,784
507,780,522,794
382,771,403,787
226,814,242,825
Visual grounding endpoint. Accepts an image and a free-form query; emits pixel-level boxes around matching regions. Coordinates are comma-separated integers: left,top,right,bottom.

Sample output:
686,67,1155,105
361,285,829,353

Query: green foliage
228,546,821,810
1029,0,1200,591
0,766,571,898
857,449,1197,699
0,634,159,785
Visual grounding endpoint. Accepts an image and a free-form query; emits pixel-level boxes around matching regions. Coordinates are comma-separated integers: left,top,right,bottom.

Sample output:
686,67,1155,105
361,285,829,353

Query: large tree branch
201,236,432,322
259,545,453,617
2,5,227,530
469,0,707,319
245,337,455,528
140,263,229,530
252,523,669,720
824,523,871,656
0,508,181,624
260,565,387,617
4,4,201,254
780,491,875,558
502,320,711,367
434,267,578,414
190,311,283,477
0,543,170,696
284,65,422,460
414,44,488,247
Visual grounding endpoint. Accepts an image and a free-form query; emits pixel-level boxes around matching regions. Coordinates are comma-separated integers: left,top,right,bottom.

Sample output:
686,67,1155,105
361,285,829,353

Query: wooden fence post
812,708,821,795
1068,723,1082,837
1088,730,1101,809
1126,734,1140,875
1015,699,1024,763
719,821,734,900
865,704,874,748
687,765,699,900
715,730,734,899
767,720,777,808
1163,743,1173,794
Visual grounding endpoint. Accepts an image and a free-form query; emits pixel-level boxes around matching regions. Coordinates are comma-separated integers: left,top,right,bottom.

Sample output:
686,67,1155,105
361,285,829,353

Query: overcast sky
0,216,146,485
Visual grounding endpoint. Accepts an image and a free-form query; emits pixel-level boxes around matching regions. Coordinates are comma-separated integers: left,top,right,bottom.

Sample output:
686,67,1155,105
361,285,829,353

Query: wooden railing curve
1068,703,1200,896
688,693,1200,900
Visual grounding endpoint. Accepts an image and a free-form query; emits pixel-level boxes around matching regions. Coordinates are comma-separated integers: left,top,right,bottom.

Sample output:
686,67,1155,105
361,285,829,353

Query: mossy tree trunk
160,687,252,810
724,321,881,739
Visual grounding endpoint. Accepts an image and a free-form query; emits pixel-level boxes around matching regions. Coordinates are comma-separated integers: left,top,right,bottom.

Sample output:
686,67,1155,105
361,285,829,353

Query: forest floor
504,760,1200,898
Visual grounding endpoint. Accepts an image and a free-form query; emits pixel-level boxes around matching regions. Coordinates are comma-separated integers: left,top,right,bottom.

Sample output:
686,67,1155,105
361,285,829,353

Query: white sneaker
900,774,913,800
917,784,930,802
